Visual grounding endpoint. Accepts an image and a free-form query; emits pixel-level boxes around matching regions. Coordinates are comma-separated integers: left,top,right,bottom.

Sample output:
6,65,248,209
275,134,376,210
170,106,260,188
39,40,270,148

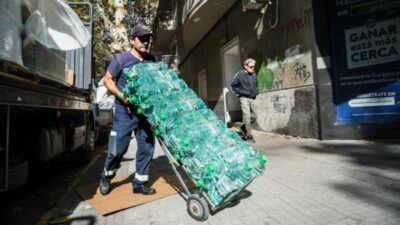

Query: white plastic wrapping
96,78,115,110
0,0,23,65
24,0,90,50
22,42,68,84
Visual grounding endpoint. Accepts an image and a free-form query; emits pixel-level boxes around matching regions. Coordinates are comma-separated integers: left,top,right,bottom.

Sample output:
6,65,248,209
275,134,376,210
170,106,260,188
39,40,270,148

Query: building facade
152,0,400,140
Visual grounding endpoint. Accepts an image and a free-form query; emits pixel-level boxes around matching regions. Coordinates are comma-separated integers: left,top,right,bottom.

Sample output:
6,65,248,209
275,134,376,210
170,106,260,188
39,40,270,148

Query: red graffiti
277,8,313,40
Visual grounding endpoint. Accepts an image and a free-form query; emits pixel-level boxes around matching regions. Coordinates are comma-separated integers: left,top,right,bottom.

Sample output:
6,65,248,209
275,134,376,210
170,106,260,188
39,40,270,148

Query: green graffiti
257,62,274,92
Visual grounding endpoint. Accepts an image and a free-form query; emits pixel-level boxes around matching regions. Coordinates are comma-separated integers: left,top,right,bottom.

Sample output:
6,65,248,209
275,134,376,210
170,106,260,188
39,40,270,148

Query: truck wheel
81,127,95,163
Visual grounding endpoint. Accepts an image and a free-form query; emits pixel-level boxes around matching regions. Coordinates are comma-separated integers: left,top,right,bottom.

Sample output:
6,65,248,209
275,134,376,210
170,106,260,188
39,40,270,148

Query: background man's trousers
239,97,257,137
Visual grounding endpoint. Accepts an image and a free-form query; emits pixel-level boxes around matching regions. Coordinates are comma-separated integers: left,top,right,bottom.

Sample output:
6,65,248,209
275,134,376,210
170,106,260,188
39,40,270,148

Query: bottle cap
179,139,189,147
159,114,167,121
122,88,129,96
196,179,204,188
129,96,137,105
244,163,253,172
137,107,144,115
206,165,215,173
173,153,181,161
124,73,131,81
258,155,268,165
141,91,149,100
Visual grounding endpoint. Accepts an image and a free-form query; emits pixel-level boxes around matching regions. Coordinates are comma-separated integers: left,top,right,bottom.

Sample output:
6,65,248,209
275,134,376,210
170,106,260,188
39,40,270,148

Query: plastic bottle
132,84,195,115
144,90,200,124
165,120,226,155
163,69,180,81
215,142,252,168
173,108,218,128
154,98,206,124
119,62,267,204
123,67,137,81
193,158,223,189
185,155,205,179
140,93,199,126
135,62,168,73
128,62,167,77
223,152,255,189
206,175,238,205
252,149,268,176
130,69,180,84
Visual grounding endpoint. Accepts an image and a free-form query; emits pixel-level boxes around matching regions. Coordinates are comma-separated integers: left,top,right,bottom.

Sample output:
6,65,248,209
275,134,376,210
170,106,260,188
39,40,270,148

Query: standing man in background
231,58,258,144
99,25,157,196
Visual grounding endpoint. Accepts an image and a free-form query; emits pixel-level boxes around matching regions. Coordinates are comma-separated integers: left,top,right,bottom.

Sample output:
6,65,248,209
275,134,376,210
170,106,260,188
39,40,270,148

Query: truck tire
81,121,95,164
80,114,96,164
0,156,28,191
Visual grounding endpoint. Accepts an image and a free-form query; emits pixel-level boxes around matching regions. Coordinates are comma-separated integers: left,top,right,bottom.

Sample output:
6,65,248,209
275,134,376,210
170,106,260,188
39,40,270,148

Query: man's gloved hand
118,93,130,105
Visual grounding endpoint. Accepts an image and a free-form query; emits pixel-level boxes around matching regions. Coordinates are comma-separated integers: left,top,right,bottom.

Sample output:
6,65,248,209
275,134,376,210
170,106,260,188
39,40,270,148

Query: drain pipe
268,0,279,29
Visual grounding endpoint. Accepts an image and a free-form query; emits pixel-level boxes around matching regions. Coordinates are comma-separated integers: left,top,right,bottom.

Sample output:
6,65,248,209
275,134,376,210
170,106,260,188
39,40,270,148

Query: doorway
221,37,241,123
197,69,207,101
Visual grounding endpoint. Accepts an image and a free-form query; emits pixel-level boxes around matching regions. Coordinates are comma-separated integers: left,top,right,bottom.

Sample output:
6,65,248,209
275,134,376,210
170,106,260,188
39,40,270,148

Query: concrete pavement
48,130,400,225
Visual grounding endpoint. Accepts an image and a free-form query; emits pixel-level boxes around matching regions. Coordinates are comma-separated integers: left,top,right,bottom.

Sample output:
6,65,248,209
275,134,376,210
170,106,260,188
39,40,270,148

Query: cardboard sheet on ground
76,172,194,215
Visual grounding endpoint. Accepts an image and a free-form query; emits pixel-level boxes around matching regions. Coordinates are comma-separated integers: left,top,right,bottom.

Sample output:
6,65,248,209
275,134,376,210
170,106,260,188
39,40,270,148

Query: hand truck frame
156,136,249,221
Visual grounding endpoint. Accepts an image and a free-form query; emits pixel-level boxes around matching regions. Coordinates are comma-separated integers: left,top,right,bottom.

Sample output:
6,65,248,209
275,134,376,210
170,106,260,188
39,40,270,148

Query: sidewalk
51,130,400,225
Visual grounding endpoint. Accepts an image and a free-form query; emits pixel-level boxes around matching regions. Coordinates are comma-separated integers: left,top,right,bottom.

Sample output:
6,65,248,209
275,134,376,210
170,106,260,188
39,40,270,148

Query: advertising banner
328,0,400,124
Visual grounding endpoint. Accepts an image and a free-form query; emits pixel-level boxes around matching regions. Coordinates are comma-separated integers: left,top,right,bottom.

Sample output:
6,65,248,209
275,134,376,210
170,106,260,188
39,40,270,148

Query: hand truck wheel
187,194,209,221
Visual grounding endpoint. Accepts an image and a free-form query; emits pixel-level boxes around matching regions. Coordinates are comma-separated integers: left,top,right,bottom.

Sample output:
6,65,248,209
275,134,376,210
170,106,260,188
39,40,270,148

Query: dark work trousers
101,106,155,188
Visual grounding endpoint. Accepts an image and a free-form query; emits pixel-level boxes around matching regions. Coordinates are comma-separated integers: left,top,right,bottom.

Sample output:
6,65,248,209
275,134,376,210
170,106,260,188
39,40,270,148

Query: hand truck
156,136,249,221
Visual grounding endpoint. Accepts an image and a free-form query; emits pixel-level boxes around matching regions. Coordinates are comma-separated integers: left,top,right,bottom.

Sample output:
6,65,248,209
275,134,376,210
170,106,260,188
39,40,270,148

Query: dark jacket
230,70,258,99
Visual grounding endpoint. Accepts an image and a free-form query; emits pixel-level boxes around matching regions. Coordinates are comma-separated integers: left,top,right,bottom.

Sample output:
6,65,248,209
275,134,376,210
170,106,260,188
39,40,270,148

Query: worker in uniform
99,25,157,195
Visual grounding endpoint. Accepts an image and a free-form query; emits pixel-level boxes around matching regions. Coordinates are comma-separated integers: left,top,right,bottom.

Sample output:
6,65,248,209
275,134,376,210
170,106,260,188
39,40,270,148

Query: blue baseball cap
130,25,154,37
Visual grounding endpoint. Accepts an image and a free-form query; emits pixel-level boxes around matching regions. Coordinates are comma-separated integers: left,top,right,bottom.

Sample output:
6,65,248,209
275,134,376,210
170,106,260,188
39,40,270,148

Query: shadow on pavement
210,190,252,216
302,141,400,170
302,141,400,217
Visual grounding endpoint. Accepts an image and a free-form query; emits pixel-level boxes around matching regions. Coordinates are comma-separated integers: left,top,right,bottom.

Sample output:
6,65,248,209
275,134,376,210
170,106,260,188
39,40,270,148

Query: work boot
133,185,156,195
246,135,256,144
240,124,247,135
99,178,111,195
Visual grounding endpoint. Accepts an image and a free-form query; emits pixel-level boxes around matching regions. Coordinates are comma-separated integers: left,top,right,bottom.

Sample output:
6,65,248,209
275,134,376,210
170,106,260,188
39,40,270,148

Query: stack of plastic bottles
122,62,267,205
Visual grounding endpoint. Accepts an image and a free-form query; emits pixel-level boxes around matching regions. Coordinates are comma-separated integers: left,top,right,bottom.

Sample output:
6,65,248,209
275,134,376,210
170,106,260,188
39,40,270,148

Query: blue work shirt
107,50,156,110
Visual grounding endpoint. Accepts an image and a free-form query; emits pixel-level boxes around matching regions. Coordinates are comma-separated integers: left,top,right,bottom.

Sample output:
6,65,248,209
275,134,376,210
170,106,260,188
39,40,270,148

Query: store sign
345,18,399,69
328,0,400,124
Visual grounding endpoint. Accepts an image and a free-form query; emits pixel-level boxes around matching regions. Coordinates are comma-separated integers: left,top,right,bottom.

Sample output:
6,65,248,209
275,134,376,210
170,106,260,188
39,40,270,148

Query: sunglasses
247,65,255,69
137,35,151,43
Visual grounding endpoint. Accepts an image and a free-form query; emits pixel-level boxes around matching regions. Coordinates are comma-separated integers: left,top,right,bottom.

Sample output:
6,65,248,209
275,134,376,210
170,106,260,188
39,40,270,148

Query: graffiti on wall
257,50,313,92
256,89,295,133
270,94,288,114
292,61,311,83
256,87,318,138
277,8,313,46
